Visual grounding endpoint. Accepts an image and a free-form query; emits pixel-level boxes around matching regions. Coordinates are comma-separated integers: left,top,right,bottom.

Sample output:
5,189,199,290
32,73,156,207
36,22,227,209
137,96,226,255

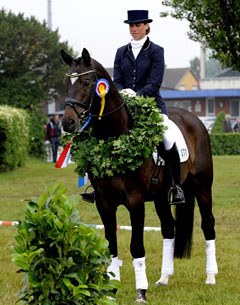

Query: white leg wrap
205,240,218,284
132,257,148,290
107,256,122,281
156,239,174,285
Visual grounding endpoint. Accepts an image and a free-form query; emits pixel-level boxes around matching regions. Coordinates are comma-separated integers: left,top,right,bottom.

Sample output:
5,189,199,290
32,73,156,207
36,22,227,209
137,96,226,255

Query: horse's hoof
136,289,147,303
205,274,216,285
155,274,170,286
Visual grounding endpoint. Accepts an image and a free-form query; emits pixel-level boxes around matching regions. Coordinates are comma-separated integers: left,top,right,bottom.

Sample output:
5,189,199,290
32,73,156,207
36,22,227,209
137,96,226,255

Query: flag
78,173,88,187
55,142,71,168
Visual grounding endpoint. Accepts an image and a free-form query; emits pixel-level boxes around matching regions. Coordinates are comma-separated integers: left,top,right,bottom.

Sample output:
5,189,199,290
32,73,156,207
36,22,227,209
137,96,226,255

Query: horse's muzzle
61,116,77,133
62,97,89,132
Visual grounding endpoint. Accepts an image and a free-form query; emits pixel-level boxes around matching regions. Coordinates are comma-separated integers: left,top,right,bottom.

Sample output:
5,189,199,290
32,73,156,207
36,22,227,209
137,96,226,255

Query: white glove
120,88,136,97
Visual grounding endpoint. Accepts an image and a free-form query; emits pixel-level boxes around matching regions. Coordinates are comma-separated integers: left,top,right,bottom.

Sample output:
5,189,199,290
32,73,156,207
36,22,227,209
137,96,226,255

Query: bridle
65,69,97,120
64,68,126,121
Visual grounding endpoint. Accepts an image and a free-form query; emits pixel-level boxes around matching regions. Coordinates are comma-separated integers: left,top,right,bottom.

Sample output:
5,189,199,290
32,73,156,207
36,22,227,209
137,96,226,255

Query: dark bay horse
60,48,218,303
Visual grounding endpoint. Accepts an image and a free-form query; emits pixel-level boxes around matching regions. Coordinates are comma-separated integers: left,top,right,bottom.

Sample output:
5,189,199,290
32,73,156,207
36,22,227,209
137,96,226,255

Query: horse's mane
92,58,112,82
91,59,134,124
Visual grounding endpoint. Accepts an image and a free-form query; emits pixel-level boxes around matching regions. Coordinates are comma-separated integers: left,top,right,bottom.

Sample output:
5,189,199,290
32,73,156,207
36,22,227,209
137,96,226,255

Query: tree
190,55,223,78
190,57,200,78
161,1,240,71
0,10,74,157
0,9,74,108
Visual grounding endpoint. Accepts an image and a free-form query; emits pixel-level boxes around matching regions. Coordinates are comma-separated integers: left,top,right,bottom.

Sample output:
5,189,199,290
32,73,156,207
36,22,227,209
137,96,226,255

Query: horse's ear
82,48,91,66
60,49,73,66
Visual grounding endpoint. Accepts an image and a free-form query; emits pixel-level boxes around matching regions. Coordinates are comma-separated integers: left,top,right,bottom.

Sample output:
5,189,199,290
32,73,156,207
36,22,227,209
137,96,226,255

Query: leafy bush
0,105,30,172
210,133,240,155
28,109,47,159
12,183,118,305
211,111,225,133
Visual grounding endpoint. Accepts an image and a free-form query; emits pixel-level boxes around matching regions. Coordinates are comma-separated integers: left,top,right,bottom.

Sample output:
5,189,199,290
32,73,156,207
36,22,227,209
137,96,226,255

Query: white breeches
162,114,177,151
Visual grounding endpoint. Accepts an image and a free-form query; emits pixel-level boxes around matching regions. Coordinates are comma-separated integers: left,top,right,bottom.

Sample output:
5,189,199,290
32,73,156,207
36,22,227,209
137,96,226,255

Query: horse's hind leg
195,180,218,284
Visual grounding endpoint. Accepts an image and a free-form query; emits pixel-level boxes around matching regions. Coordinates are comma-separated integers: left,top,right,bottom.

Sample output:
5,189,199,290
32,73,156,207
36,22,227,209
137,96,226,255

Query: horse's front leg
129,202,148,303
96,200,122,282
154,195,175,286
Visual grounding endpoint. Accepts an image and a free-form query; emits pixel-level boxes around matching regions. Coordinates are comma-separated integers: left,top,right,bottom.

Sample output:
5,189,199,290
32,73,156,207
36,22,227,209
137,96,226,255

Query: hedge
210,133,240,155
0,105,30,172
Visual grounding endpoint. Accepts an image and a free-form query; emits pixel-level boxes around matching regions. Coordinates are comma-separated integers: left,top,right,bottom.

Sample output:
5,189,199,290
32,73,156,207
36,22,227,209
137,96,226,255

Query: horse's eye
83,79,91,86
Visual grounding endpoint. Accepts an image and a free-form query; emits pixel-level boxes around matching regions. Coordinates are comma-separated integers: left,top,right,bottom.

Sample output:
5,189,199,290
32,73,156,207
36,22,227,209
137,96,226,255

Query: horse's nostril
62,117,77,133
69,119,75,126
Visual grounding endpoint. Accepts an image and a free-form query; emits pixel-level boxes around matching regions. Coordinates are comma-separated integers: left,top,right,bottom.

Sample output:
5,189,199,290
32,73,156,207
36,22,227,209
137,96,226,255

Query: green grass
0,156,240,305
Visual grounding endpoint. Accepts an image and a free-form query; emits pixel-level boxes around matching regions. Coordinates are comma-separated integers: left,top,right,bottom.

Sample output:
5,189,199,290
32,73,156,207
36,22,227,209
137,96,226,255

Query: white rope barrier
0,221,161,231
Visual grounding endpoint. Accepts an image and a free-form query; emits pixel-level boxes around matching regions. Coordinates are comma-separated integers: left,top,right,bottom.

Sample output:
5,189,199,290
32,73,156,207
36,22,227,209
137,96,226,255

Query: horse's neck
92,91,131,139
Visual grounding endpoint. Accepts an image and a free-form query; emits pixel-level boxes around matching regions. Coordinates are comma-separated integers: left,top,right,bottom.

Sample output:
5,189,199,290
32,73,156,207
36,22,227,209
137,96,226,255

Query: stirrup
168,185,185,205
80,185,95,204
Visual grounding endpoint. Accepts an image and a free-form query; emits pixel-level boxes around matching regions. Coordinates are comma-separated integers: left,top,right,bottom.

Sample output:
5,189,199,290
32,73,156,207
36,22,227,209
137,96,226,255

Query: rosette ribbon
95,79,109,120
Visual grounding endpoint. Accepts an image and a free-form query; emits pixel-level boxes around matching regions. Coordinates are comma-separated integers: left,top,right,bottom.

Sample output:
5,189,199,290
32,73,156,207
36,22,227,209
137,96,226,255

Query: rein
91,98,125,119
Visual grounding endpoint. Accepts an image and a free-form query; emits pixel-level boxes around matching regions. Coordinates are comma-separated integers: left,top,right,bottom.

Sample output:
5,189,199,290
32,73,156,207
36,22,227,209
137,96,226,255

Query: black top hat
124,10,153,24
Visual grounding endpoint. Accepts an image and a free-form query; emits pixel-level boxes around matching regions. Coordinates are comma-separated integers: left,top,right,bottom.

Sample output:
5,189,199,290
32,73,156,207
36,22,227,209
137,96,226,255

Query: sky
1,0,200,68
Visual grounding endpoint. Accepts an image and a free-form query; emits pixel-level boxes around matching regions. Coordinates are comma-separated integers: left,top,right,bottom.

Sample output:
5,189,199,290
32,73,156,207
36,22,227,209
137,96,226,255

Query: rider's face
129,23,148,41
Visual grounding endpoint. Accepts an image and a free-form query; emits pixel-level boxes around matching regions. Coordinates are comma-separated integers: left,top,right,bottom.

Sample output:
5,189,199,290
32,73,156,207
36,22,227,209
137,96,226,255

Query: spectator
47,114,62,162
222,114,232,133
233,116,240,132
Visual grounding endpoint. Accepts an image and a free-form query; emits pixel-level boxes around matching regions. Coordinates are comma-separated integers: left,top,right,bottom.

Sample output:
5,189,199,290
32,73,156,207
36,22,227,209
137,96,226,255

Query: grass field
0,156,240,305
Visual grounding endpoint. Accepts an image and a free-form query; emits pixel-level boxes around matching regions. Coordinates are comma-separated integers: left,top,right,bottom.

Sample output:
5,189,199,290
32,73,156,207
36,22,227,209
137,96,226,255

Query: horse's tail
174,180,195,258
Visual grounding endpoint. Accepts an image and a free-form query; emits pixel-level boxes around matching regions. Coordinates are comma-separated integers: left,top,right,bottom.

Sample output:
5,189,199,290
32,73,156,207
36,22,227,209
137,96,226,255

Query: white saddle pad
153,119,189,163
171,120,189,162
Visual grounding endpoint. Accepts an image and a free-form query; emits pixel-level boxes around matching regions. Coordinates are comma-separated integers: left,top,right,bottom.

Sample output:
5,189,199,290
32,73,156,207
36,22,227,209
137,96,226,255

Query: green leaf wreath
67,95,166,178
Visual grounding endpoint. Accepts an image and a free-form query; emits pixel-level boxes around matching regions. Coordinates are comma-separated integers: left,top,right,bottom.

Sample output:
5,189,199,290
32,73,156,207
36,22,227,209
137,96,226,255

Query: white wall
200,77,240,89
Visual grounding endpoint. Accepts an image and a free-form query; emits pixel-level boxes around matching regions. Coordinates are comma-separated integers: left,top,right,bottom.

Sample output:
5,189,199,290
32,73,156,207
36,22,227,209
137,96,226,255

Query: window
167,100,191,110
206,98,215,116
230,100,240,116
195,100,201,112
178,84,186,90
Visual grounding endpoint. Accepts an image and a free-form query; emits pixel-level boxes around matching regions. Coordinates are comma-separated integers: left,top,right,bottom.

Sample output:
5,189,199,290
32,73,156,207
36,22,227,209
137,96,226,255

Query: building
162,68,199,90
162,68,240,118
161,89,240,117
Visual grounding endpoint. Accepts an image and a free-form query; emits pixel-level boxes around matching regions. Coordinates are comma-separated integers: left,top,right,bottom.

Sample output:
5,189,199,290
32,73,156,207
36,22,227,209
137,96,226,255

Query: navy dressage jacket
113,37,167,114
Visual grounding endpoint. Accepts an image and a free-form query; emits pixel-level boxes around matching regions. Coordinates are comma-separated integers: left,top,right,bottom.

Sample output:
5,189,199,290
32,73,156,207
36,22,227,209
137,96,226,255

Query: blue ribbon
79,115,92,132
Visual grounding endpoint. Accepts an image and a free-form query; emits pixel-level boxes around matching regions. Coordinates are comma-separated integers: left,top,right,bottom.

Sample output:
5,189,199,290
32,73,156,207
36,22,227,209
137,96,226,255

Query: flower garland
68,95,166,178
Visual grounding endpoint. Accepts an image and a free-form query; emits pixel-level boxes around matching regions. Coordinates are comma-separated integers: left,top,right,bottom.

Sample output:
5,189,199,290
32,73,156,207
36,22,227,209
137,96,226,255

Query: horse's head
61,48,98,133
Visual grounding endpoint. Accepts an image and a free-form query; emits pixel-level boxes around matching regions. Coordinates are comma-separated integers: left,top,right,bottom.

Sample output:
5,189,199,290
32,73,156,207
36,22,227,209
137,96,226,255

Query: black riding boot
165,143,185,205
80,185,95,203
